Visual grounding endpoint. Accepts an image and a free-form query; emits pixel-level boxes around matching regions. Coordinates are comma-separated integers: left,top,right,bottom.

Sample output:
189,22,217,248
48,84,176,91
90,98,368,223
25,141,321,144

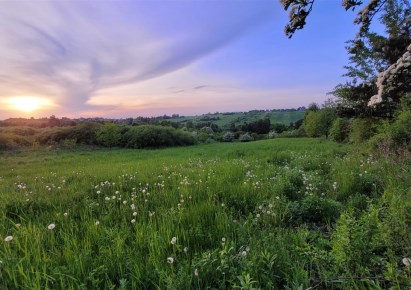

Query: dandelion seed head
48,223,56,230
4,236,13,242
167,257,174,264
171,237,177,245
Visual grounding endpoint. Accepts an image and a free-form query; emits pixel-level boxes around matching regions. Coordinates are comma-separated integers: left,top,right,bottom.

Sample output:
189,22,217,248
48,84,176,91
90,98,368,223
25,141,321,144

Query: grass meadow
0,138,410,289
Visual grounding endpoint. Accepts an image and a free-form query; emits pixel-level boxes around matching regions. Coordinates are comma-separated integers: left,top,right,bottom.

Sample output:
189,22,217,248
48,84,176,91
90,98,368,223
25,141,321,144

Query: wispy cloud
0,0,274,113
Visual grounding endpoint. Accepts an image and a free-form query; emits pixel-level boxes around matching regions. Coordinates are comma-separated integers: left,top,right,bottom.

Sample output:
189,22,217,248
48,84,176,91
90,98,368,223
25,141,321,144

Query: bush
0,133,16,150
239,133,254,142
36,123,101,145
329,118,350,143
349,118,379,144
222,132,235,142
268,131,278,138
96,123,122,147
369,109,411,152
0,132,32,150
123,125,195,148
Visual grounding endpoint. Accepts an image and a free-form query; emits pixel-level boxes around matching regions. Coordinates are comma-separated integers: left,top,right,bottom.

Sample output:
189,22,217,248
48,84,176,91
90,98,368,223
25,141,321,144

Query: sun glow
3,97,55,112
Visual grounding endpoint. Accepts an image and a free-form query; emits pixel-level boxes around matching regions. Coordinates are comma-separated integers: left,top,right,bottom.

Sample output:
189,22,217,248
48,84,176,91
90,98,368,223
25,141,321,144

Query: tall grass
0,139,410,289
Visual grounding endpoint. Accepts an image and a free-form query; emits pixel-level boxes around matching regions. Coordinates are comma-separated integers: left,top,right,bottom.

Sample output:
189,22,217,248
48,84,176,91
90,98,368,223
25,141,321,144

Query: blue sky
0,0,362,118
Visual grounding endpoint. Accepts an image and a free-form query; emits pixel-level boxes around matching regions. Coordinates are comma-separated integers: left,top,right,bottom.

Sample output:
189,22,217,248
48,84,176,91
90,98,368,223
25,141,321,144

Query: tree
280,0,411,117
302,109,337,138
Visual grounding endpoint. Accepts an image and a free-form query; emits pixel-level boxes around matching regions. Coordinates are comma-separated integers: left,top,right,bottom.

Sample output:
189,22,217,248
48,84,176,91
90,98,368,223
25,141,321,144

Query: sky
0,0,363,119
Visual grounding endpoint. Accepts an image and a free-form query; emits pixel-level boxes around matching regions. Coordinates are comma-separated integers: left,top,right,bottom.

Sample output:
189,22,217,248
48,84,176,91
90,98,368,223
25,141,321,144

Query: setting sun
3,97,54,113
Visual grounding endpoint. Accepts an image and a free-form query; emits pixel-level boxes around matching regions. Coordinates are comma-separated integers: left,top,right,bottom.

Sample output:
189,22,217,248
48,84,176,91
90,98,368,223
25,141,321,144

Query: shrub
96,123,122,147
35,122,101,145
222,132,235,142
200,126,214,134
268,131,278,138
349,118,379,144
123,125,195,148
329,118,350,143
239,133,254,142
0,133,16,150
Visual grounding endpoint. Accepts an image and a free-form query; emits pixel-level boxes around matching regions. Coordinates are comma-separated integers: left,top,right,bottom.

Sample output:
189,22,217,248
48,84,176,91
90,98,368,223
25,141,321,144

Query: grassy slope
170,111,305,128
0,139,410,289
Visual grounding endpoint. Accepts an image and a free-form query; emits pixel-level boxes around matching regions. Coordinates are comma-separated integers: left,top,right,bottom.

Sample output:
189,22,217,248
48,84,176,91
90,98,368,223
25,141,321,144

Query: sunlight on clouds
2,97,56,113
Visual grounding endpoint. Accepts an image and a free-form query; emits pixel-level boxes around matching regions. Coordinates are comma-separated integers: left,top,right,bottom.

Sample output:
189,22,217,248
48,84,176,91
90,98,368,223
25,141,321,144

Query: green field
0,139,410,289
170,110,305,128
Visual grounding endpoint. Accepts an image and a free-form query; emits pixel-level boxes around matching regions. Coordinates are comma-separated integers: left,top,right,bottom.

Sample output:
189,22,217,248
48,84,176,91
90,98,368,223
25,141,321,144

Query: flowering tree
281,0,411,117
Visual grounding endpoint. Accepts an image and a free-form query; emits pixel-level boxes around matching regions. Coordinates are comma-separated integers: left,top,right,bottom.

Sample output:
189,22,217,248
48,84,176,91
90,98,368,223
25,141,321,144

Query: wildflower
241,250,247,257
256,214,260,218
133,212,137,217
221,237,226,243
131,219,136,224
63,212,68,217
4,236,13,242
48,223,56,230
95,221,100,226
171,237,177,245
184,247,188,253
403,257,411,267
167,257,174,264
194,268,199,276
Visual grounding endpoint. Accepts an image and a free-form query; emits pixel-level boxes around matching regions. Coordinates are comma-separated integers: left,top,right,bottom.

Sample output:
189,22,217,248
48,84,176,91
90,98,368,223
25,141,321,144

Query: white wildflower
4,236,13,242
171,237,177,245
48,223,56,230
167,257,174,264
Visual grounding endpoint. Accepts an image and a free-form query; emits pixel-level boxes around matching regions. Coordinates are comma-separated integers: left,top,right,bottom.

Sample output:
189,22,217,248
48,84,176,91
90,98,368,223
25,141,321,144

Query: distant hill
0,109,305,130
168,109,305,129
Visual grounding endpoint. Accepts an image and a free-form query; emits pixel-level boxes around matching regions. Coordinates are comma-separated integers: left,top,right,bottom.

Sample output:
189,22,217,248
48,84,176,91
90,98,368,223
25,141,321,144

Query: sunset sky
0,0,364,119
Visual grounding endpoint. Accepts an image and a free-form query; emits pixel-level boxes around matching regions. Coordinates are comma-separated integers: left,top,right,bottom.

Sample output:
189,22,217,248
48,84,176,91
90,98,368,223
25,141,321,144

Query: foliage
96,123,123,148
329,118,351,143
123,125,195,148
302,109,337,138
240,118,271,134
36,122,101,145
349,117,380,143
239,133,254,142
223,132,235,142
370,107,411,151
